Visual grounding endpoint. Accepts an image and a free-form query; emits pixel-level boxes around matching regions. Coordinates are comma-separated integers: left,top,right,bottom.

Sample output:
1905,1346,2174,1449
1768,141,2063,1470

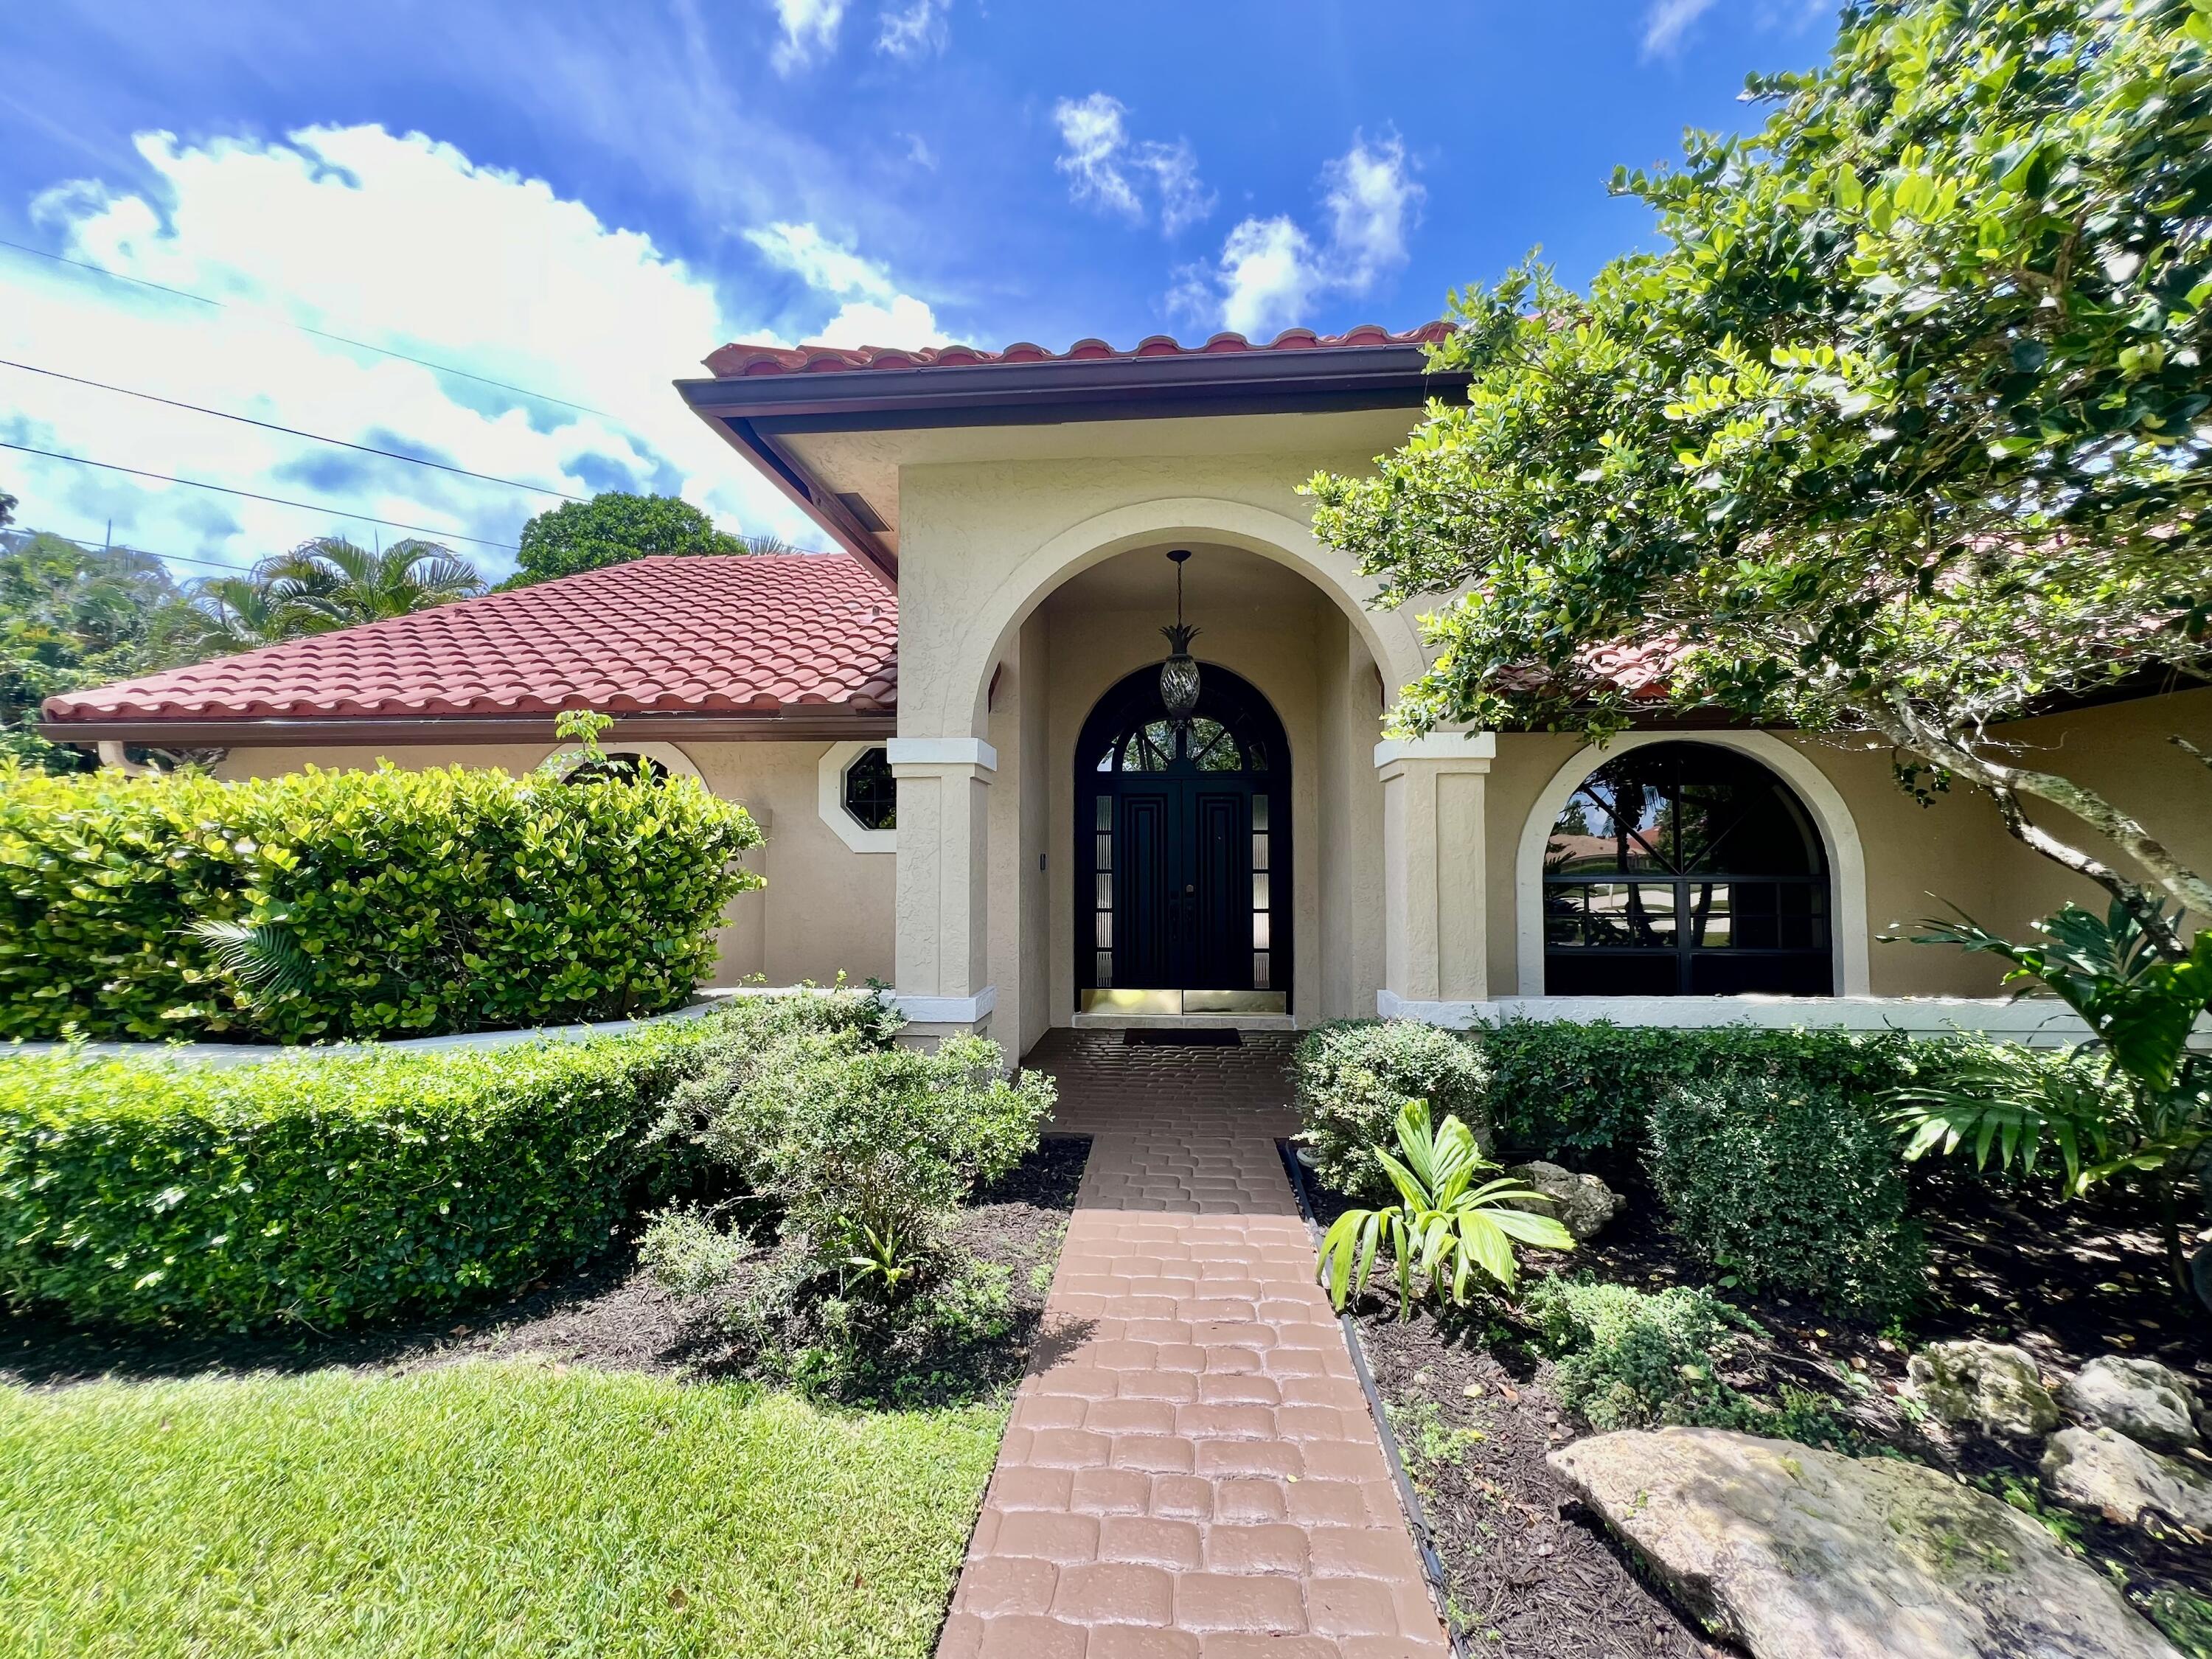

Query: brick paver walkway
937,1031,1448,1659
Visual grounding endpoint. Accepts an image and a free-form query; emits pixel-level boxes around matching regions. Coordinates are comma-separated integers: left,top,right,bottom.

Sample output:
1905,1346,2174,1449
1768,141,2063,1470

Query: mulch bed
1,1135,1092,1396
1310,1158,2211,1658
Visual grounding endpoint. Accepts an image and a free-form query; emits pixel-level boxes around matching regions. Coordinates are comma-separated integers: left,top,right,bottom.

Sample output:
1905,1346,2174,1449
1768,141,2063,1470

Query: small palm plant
1896,900,2212,1301
1318,1099,1575,1318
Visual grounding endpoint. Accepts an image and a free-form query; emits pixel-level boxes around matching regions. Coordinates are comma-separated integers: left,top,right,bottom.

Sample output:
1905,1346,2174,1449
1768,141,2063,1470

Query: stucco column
889,737,997,1036
1374,732,1497,1017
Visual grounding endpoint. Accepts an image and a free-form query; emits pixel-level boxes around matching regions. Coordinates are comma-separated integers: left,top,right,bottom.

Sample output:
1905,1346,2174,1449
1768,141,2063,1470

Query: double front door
1091,774,1275,996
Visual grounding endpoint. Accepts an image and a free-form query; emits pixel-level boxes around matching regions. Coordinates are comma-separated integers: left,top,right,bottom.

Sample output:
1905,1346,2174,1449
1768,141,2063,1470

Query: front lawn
0,1360,1000,1659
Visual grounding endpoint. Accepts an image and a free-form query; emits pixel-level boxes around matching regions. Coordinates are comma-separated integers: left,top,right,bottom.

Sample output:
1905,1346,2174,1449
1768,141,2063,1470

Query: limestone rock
1905,1340,2061,1441
2059,1356,2205,1453
1549,1427,2181,1659
1505,1161,1621,1242
2042,1426,2212,1529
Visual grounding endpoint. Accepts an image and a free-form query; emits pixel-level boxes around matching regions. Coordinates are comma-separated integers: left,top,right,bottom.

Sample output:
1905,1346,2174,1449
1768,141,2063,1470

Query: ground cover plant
0,759,760,1041
0,1024,709,1331
0,1360,1000,1659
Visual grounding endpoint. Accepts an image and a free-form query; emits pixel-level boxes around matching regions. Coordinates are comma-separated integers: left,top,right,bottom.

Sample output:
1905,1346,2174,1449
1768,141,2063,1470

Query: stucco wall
1486,686,2212,1000
211,740,895,987
891,439,1433,742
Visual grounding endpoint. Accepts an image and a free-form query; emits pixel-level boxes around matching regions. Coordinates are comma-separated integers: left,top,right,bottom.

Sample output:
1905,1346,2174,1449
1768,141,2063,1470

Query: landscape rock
1905,1340,2061,1441
1505,1161,1621,1242
2059,1356,2205,1453
1548,1426,2182,1659
2041,1426,2212,1529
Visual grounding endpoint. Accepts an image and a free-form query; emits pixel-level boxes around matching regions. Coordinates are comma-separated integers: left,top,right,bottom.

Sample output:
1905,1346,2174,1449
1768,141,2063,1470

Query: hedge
0,1026,709,1330
1481,1018,1925,1162
0,762,762,1042
1647,1068,1927,1317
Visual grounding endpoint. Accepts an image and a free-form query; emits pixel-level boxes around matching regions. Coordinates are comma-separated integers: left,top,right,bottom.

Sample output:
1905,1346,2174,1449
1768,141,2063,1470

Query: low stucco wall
212,740,896,988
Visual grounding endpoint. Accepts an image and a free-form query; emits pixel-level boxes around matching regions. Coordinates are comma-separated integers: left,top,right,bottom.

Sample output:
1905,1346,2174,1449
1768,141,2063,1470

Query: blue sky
0,0,1837,577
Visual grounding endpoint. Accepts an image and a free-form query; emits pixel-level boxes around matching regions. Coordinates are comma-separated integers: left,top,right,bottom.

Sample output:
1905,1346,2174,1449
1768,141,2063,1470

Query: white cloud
1054,94,1143,220
1641,0,1721,57
876,0,947,58
1211,218,1321,339
1051,93,1216,235
744,219,950,349
1178,132,1423,340
746,220,898,302
0,125,951,576
771,0,847,71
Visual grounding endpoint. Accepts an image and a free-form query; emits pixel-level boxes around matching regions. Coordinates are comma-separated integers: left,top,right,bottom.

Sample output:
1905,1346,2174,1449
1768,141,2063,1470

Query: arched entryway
1539,740,1837,996
1075,663,1291,1015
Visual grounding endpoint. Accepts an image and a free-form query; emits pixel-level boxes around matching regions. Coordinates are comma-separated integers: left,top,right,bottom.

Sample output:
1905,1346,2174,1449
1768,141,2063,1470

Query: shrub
0,1026,707,1331
708,1029,1053,1258
1295,1019,1491,1196
1647,1068,1926,1317
1526,1276,1752,1430
641,1003,1057,1402
1478,1018,1924,1162
1319,1099,1571,1317
0,762,762,1042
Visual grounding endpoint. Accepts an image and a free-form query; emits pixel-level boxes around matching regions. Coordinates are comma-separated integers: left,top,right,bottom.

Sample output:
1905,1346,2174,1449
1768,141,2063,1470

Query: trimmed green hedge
1648,1068,1927,1317
1482,1018,1923,1162
0,763,761,1041
0,1026,708,1330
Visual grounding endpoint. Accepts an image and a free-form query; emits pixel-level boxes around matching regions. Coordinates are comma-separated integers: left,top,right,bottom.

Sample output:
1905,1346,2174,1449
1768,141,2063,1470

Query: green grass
0,1360,1004,1658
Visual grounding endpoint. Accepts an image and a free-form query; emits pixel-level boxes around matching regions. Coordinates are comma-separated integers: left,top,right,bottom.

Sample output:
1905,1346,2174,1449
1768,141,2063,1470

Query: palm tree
187,577,302,653
186,537,486,653
253,537,485,628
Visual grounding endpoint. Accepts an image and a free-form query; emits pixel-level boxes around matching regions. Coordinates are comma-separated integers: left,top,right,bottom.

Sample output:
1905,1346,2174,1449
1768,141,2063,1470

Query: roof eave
38,709,899,747
677,343,1471,591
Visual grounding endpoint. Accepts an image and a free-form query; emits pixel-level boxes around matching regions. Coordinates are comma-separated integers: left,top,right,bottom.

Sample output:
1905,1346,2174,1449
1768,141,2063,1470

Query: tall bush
0,1026,707,1331
1647,1068,1926,1318
1294,1019,1492,1197
0,762,761,1042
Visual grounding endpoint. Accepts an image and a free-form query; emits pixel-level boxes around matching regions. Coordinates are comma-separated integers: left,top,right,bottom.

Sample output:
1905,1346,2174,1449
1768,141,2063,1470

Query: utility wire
0,358,590,502
0,442,519,551
4,525,251,576
0,235,639,427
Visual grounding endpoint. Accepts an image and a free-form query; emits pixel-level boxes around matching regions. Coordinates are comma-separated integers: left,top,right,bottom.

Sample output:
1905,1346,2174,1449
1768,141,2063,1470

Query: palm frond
188,917,315,1001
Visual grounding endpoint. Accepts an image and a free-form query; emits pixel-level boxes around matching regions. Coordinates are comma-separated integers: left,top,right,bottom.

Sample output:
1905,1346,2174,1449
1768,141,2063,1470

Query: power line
0,358,591,503
4,525,252,576
0,442,519,551
0,235,640,427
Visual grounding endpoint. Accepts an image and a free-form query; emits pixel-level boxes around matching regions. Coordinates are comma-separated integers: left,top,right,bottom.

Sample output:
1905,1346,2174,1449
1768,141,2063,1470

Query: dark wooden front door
1076,663,1289,1011
1107,777,1257,992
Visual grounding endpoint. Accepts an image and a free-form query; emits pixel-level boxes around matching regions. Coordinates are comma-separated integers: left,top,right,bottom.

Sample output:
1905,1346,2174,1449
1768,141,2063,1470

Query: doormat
1123,1028,1242,1047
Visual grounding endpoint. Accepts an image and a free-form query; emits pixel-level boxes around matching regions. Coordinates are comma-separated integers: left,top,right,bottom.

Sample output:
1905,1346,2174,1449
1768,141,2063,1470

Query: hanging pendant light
1158,549,1201,720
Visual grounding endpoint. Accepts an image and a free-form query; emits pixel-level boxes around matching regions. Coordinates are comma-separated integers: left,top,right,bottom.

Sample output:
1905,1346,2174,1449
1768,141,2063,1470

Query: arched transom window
1543,740,1832,996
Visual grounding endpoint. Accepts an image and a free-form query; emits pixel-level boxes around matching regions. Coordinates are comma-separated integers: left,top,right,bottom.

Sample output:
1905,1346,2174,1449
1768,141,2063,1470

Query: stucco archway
1514,731,1871,997
915,495,1430,739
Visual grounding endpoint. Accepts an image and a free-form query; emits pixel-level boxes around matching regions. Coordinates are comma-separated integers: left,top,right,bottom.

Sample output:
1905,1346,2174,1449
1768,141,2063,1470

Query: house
40,324,2212,1052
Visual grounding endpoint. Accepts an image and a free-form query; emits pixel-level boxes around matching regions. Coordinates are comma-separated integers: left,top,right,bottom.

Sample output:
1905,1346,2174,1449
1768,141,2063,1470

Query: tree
1308,0,2212,954
509,492,796,586
0,531,201,771
186,536,485,652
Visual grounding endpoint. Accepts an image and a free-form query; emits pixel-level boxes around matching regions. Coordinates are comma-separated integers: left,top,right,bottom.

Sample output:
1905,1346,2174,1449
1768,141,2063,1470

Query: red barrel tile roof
704,322,1453,378
43,554,897,724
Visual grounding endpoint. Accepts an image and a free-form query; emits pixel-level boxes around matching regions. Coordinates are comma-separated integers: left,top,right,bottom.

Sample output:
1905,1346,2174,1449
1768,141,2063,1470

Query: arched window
1543,741,1832,996
565,751,671,785
842,745,897,831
